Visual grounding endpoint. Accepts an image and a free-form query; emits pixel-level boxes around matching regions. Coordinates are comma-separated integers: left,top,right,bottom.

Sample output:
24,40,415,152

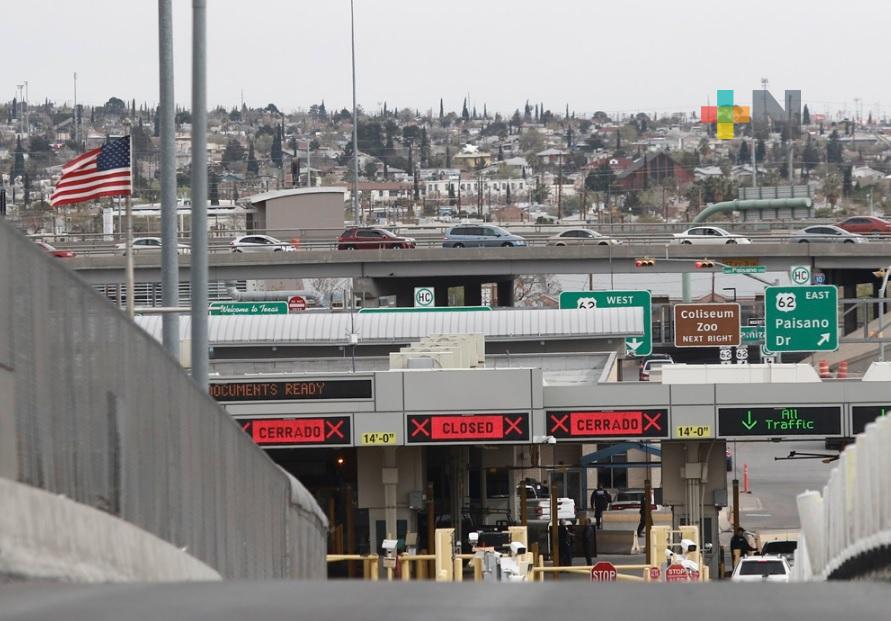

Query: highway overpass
66,241,891,284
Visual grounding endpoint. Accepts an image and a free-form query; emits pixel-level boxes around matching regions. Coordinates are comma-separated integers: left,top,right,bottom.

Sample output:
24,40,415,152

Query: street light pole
350,0,360,225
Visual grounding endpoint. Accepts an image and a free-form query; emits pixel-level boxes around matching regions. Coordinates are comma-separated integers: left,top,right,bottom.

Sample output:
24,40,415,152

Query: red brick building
613,152,693,191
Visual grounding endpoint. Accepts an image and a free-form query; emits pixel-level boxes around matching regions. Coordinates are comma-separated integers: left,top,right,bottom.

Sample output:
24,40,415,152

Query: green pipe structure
692,198,812,223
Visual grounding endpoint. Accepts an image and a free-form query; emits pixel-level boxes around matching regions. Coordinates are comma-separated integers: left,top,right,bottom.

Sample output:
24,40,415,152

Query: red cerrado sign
406,413,529,444
238,416,351,447
548,410,668,440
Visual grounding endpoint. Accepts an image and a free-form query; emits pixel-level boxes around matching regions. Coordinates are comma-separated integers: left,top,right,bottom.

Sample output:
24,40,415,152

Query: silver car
546,228,620,246
790,225,866,244
442,224,527,248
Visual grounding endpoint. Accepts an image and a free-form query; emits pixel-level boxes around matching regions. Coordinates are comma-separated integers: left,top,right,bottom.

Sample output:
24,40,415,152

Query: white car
546,228,620,246
730,555,791,583
115,237,191,255
229,234,296,253
673,226,751,245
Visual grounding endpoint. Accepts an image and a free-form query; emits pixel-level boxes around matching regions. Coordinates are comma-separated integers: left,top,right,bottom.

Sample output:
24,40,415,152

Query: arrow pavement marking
817,333,830,347
626,338,643,353
742,410,757,431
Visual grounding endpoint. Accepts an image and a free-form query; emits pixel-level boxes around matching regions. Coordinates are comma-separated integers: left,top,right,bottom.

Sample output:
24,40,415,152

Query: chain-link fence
0,220,327,579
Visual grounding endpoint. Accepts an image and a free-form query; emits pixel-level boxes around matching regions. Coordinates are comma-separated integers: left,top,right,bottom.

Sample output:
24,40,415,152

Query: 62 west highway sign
765,286,838,353
560,290,651,356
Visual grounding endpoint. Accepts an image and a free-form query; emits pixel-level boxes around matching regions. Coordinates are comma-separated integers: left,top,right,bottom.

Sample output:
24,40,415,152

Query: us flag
50,136,131,207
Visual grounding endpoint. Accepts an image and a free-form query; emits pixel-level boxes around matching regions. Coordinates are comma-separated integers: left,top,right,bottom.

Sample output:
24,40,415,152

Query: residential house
613,152,694,191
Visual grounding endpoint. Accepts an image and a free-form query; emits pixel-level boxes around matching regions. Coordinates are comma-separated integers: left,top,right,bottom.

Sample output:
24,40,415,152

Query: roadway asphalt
727,440,836,536
1,581,889,620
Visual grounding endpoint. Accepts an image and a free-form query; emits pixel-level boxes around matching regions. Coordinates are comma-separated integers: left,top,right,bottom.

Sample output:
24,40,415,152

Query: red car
336,227,416,250
35,240,76,258
836,216,891,235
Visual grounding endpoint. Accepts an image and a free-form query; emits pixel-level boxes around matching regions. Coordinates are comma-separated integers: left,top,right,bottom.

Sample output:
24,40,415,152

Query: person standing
590,486,612,529
582,517,597,565
559,521,574,567
730,527,756,566
636,496,646,538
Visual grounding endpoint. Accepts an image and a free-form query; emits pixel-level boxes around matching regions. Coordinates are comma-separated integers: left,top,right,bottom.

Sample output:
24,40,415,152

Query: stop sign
288,295,306,313
590,561,617,582
665,564,689,582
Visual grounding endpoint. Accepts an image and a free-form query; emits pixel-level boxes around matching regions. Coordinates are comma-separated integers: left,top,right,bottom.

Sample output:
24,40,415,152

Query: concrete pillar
497,279,515,307
843,282,858,336
382,448,398,539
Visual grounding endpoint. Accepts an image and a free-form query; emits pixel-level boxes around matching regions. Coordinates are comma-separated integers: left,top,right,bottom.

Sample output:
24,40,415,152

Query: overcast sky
6,0,888,119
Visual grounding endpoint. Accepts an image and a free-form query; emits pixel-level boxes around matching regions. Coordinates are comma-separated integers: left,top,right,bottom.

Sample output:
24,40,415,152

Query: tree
737,140,750,165
104,97,127,115
505,183,512,205
802,104,811,126
420,128,430,167
222,139,245,166
208,168,220,205
497,144,504,161
755,138,766,163
802,136,820,178
23,172,30,206
461,98,469,121
270,126,283,168
585,163,615,193
823,173,841,209
842,164,853,197
826,130,843,163
246,141,259,175
11,136,26,180
531,179,550,204
439,98,444,120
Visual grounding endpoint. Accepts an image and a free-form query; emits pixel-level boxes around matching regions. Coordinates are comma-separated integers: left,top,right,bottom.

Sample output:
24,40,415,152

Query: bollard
743,464,750,493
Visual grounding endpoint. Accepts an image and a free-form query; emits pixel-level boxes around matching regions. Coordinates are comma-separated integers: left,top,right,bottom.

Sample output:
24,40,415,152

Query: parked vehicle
336,227,416,250
229,234,296,252
34,240,76,258
837,216,891,235
442,224,527,248
673,226,751,245
789,225,865,244
761,540,798,566
609,489,659,512
546,228,620,246
730,555,791,582
115,237,190,255
639,354,674,382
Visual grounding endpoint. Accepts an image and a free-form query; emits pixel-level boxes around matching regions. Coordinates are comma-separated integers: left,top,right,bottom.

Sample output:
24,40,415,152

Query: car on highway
730,555,791,582
336,227,416,250
639,354,674,382
789,225,866,244
442,224,527,248
673,226,751,245
836,215,891,235
546,228,620,246
229,234,296,252
34,240,76,258
115,237,191,255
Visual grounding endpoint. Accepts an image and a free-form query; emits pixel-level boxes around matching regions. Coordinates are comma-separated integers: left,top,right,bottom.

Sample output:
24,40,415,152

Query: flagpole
126,131,135,318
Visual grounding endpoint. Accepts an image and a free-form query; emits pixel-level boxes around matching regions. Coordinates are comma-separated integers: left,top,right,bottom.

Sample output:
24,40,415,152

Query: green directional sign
765,285,838,353
559,290,651,357
209,301,288,316
723,266,766,275
740,325,765,345
718,406,842,437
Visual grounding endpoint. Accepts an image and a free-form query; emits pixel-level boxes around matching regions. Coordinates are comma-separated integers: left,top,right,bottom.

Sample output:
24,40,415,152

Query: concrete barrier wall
794,411,891,580
0,477,221,582
0,221,327,579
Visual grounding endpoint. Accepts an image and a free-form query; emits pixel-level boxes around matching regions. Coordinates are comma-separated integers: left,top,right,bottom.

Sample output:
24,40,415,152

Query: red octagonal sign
665,564,689,582
590,561,617,582
288,295,307,313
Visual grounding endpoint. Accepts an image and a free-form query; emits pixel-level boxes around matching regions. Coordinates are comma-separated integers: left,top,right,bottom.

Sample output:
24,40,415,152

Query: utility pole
73,72,79,147
190,0,209,391
158,0,179,357
350,0,360,225
787,144,794,184
556,152,563,221
23,81,28,135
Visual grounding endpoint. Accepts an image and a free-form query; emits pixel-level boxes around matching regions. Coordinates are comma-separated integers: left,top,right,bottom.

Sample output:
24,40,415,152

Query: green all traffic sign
559,290,651,356
765,285,838,352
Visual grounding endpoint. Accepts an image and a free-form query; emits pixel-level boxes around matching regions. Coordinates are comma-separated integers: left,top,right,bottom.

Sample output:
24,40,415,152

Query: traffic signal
635,258,656,268
695,259,716,269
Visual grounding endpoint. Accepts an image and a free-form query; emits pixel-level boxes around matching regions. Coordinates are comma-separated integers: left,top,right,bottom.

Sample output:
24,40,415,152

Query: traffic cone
837,360,848,379
742,464,751,494
818,359,830,379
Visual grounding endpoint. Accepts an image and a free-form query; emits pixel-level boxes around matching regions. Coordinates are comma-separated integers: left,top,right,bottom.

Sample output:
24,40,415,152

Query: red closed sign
590,561,617,582
288,295,307,312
